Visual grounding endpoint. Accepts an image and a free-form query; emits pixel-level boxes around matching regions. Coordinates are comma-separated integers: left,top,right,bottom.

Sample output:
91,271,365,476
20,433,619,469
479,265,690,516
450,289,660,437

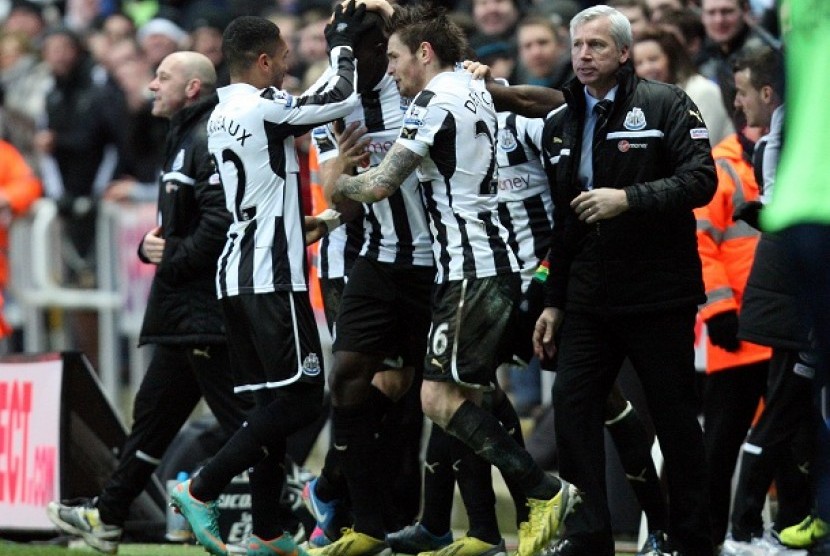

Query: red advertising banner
0,357,62,530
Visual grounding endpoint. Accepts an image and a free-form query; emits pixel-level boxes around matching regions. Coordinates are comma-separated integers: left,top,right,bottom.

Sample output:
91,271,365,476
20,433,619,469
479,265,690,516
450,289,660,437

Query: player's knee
420,380,453,427
372,367,413,401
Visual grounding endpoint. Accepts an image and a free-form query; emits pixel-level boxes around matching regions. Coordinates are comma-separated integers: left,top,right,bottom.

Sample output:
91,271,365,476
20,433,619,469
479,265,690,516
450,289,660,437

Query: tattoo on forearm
336,145,422,203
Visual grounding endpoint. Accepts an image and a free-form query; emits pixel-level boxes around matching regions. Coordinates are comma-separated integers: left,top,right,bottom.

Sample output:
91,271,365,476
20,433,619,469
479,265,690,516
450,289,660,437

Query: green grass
1,541,210,555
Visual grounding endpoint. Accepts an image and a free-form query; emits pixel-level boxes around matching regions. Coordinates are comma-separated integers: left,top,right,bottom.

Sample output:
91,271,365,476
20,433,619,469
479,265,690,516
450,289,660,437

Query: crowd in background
0,0,814,554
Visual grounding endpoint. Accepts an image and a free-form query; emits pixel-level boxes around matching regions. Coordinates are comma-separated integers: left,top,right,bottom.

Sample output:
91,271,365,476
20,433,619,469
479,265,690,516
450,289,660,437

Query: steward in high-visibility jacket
695,132,771,373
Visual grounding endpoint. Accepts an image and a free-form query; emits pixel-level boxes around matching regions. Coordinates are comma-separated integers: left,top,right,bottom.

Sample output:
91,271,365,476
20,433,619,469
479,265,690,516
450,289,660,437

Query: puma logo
689,109,703,124
625,468,648,483
193,347,211,359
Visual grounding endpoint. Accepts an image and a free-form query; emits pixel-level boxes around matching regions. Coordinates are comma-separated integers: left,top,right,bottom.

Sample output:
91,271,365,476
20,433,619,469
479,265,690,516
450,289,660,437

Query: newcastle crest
623,107,647,131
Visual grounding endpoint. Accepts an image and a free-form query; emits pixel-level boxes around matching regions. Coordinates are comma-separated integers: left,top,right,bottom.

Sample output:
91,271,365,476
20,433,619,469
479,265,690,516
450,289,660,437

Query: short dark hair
390,4,468,67
222,16,281,76
733,45,785,99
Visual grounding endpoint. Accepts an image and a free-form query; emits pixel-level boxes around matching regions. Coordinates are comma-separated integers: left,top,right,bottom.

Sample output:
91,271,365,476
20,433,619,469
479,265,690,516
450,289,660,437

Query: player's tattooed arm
333,143,422,204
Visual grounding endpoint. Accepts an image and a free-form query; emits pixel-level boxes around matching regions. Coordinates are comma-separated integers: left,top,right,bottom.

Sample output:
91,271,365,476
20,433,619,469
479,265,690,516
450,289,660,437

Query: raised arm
463,60,565,118
333,143,423,204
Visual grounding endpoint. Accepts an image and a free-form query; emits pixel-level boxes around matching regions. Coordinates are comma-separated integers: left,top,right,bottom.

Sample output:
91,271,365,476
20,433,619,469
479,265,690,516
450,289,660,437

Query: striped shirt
496,112,553,292
210,46,358,298
311,72,433,270
397,70,519,283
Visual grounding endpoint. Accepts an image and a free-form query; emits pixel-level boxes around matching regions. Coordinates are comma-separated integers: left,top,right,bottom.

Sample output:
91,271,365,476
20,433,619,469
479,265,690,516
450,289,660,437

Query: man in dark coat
46,51,250,554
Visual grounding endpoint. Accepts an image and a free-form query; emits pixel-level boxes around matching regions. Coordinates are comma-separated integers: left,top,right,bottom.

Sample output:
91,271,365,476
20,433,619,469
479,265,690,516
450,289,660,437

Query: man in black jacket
532,5,716,556
46,51,250,554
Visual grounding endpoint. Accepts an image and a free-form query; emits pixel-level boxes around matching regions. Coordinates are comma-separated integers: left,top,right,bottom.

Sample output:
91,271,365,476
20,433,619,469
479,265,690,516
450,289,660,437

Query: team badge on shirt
498,128,518,152
623,107,647,131
302,353,321,376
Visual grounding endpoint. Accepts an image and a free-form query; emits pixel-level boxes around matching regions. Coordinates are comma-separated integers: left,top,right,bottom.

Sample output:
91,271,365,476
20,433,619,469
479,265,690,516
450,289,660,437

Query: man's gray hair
570,4,633,50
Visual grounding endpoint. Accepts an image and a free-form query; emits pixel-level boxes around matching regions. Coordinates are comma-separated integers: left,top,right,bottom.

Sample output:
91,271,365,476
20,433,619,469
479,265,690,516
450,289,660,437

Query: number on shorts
431,322,449,355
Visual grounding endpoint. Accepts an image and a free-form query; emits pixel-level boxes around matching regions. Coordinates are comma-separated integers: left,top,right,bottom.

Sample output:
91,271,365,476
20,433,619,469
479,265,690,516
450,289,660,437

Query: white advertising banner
0,357,62,530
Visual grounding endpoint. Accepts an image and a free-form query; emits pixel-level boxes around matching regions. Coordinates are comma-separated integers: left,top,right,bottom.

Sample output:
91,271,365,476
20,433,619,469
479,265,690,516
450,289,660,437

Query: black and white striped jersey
310,72,433,269
315,216,364,280
496,112,553,292
210,46,358,298
397,70,519,283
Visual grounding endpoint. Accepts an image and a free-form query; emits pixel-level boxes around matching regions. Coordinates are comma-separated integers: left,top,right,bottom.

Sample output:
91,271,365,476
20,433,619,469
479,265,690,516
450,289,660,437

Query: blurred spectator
137,17,187,69
514,15,571,88
296,16,328,68
469,0,523,52
609,0,652,38
102,11,137,42
531,0,581,26
64,0,107,33
2,0,46,41
264,11,302,91
632,26,733,146
296,14,330,92
655,7,707,63
34,26,123,274
697,0,779,117
0,138,41,339
0,30,53,168
34,27,124,367
645,0,685,22
474,40,517,81
103,38,167,202
188,11,230,86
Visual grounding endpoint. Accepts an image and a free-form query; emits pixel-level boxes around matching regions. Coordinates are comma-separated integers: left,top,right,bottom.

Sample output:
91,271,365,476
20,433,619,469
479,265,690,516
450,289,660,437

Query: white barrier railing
9,199,156,413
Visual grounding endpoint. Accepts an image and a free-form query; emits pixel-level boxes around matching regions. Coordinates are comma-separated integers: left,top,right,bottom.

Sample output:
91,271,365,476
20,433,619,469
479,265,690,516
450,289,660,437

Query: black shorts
424,273,520,389
221,291,325,393
501,278,545,366
332,258,434,369
320,276,346,334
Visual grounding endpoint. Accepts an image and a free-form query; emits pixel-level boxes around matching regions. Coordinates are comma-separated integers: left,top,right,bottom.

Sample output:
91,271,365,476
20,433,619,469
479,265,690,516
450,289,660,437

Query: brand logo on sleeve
690,127,709,140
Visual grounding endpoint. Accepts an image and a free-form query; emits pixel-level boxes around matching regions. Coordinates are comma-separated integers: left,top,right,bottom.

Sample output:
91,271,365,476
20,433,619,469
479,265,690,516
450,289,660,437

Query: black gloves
707,310,741,352
325,0,371,49
733,200,763,231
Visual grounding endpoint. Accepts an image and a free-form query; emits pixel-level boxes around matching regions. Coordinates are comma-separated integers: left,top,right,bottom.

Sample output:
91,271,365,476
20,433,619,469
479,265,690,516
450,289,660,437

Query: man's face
616,6,649,39
148,55,189,119
647,0,682,21
518,23,561,78
701,0,746,46
386,33,424,99
141,33,180,68
733,67,772,128
42,34,80,78
268,37,290,89
571,16,629,96
192,27,224,68
472,0,519,37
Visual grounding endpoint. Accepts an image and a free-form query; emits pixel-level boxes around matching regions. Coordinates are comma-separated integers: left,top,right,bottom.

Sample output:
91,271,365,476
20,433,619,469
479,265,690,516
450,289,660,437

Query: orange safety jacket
0,140,42,337
695,133,771,372
306,146,325,313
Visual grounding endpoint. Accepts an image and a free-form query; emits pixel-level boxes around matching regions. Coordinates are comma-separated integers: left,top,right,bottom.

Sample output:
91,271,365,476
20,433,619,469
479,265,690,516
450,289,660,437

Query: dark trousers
703,360,768,544
781,224,830,524
552,308,712,556
97,343,249,525
730,348,815,539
